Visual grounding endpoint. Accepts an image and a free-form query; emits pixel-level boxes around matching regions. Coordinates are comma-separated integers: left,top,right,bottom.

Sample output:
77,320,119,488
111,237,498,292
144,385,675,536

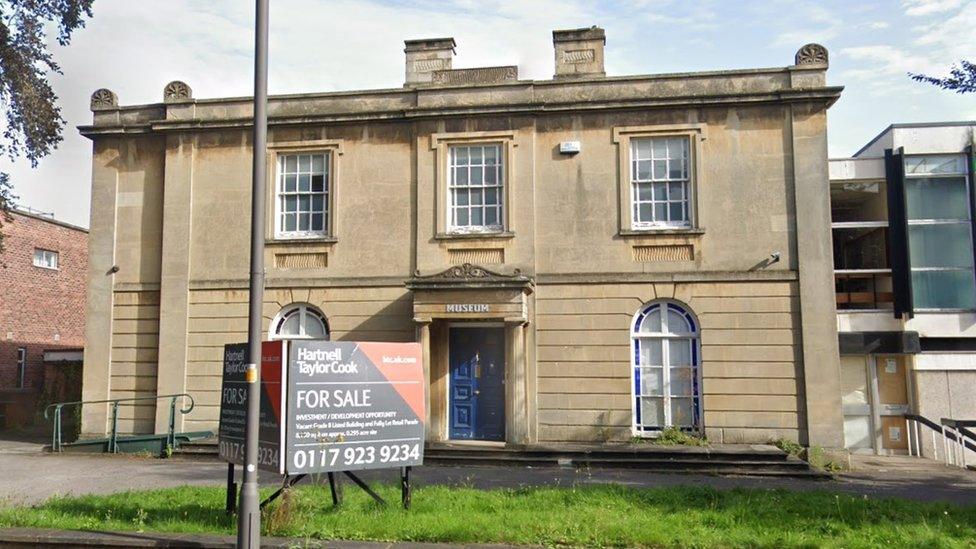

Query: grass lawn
1,483,975,548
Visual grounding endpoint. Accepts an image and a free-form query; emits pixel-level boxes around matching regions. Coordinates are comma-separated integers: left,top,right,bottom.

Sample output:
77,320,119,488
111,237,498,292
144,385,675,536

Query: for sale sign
286,341,425,474
217,341,286,473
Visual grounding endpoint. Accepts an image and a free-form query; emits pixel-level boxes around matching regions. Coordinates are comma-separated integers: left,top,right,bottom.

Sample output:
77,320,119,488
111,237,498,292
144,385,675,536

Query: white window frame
16,347,26,389
447,143,505,234
903,154,975,311
269,303,330,340
629,136,693,230
274,152,331,239
630,301,702,436
33,249,59,270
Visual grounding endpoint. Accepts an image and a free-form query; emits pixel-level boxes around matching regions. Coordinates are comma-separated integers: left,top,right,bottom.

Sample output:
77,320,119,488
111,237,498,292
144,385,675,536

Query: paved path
2,439,975,507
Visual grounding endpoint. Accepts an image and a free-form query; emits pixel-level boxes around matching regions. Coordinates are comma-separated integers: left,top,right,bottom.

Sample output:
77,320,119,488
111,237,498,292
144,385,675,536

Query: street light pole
238,0,269,546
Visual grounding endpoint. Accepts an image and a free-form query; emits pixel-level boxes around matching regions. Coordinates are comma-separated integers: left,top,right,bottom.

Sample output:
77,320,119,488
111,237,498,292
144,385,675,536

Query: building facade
80,28,845,448
0,209,88,427
830,122,976,457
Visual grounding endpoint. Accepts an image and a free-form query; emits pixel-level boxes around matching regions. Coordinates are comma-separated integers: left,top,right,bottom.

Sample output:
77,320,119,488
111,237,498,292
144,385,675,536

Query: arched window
631,301,701,434
270,303,329,340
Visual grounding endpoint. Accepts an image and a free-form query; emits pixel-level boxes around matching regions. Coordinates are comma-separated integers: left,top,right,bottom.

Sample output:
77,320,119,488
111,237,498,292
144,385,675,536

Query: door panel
449,327,505,441
840,355,873,449
875,355,909,451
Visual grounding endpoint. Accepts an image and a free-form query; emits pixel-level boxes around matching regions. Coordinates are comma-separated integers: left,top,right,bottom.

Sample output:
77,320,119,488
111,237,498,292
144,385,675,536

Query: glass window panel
470,166,483,184
298,213,310,231
485,167,497,184
651,138,667,158
471,208,484,226
485,188,498,205
668,160,685,180
830,181,889,223
285,155,297,172
653,203,667,221
669,368,693,396
470,146,483,164
640,367,663,396
669,202,685,222
908,224,974,268
635,138,652,159
638,183,653,201
641,397,664,427
299,195,311,212
298,155,310,172
455,167,468,186
311,175,324,193
284,195,298,212
312,195,324,212
454,147,468,164
312,155,325,173
638,203,652,223
486,208,498,226
456,191,469,206
484,146,498,163
639,339,663,366
653,160,667,179
304,313,327,338
669,182,684,200
832,226,890,270
670,398,693,427
904,155,966,176
637,160,652,180
912,270,976,309
667,309,691,333
311,213,323,231
280,313,300,335
298,174,311,192
844,416,873,449
456,208,469,226
652,182,667,200
639,307,661,333
668,339,692,366
284,213,296,232
284,175,297,193
905,177,969,220
669,137,688,157
471,188,483,205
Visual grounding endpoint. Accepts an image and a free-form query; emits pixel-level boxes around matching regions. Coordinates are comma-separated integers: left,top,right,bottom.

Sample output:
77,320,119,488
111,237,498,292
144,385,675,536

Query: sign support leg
225,463,237,514
260,474,307,510
343,471,386,505
328,472,342,507
401,466,411,509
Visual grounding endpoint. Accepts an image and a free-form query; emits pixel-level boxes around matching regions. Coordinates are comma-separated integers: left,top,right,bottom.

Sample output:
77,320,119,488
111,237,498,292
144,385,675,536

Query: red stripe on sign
261,340,284,422
357,342,426,422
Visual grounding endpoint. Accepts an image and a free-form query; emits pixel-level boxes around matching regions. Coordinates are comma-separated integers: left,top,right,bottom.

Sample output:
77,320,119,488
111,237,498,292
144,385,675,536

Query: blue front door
449,327,505,441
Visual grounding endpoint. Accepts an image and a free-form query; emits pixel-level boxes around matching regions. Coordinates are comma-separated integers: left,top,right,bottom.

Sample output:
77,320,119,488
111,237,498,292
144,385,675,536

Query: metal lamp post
238,0,269,546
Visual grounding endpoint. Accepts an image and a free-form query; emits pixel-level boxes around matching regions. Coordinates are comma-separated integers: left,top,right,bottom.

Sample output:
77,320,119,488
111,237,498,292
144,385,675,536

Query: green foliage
910,60,976,94
771,438,803,457
806,446,846,473
0,0,94,244
1,484,974,548
651,426,709,446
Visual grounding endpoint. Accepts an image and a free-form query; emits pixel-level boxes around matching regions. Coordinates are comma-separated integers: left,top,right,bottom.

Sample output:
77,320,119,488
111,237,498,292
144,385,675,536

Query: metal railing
44,393,195,453
905,414,976,468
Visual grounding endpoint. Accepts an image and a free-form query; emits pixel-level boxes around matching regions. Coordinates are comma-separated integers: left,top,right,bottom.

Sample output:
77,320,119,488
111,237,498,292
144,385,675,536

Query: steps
173,440,826,477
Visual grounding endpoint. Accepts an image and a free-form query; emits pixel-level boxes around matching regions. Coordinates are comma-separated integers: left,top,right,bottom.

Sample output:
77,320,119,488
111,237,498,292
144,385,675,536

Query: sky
2,0,975,228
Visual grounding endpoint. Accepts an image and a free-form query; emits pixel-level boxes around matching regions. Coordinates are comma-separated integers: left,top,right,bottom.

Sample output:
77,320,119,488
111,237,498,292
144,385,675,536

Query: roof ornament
163,81,193,103
795,43,828,67
90,88,118,111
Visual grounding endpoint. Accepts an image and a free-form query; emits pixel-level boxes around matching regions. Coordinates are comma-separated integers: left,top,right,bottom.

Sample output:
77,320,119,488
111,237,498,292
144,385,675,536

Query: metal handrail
904,413,976,468
44,393,195,453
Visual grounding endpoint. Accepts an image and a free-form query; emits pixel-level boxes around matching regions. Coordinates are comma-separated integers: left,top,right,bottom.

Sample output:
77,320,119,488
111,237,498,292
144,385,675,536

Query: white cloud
902,0,963,16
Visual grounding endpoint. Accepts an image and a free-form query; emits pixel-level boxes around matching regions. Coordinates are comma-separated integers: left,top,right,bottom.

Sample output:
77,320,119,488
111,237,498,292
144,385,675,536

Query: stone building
830,121,976,457
79,27,845,448
0,209,88,428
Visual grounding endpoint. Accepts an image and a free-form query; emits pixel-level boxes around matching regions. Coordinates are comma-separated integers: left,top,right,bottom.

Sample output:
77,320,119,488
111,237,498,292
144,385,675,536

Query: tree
910,60,976,94
0,0,94,248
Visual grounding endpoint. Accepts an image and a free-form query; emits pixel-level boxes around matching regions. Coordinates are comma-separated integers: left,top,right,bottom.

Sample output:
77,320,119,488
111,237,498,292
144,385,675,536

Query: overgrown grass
1,483,974,548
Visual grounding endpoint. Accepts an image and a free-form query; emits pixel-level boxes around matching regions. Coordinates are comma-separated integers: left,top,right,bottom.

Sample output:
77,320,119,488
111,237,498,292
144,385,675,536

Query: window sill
618,228,704,237
268,236,337,245
434,231,515,241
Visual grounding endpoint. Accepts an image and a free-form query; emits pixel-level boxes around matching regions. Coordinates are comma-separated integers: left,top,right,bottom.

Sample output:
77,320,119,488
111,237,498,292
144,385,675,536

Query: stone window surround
613,123,707,237
431,130,518,239
265,139,343,243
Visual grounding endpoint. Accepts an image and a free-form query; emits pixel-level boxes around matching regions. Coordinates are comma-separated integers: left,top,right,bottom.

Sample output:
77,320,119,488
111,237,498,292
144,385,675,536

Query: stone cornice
79,86,843,138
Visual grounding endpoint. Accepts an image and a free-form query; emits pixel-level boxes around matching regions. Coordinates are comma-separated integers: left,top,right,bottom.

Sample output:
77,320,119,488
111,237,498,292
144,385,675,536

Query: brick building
0,209,88,427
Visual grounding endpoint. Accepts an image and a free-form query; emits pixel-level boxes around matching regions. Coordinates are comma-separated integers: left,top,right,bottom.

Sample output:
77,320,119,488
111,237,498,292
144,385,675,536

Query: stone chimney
552,26,605,79
404,37,456,86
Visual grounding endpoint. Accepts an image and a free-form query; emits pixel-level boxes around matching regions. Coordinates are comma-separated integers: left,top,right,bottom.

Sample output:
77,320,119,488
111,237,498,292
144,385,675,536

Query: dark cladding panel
885,148,913,319
838,331,920,355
